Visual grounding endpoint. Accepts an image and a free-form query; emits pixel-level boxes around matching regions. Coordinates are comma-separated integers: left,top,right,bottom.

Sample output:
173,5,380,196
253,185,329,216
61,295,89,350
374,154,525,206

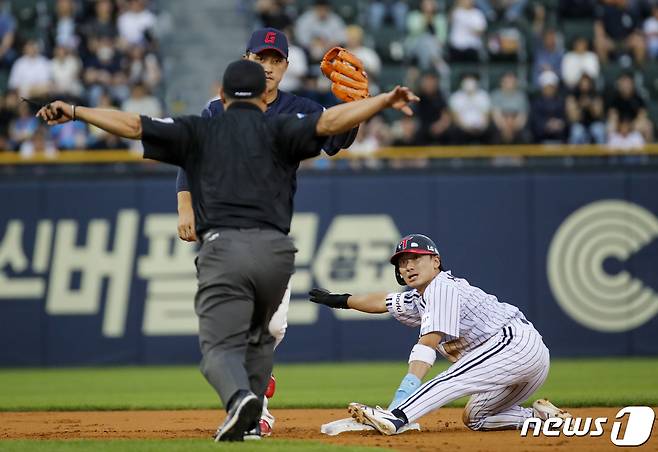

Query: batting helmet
390,234,440,286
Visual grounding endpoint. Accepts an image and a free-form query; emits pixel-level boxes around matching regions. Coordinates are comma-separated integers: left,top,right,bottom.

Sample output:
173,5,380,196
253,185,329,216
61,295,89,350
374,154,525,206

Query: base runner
309,233,571,435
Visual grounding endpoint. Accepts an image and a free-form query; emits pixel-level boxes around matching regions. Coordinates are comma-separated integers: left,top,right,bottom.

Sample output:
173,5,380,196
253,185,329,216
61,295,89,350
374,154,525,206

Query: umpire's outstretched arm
36,102,143,139
316,86,418,136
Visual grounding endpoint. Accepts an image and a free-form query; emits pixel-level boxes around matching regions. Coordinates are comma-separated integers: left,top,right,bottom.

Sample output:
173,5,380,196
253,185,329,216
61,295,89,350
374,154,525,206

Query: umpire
36,59,419,442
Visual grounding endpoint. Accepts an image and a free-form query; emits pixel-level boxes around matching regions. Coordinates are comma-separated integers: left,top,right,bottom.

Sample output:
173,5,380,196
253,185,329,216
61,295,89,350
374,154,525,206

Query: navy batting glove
309,288,351,309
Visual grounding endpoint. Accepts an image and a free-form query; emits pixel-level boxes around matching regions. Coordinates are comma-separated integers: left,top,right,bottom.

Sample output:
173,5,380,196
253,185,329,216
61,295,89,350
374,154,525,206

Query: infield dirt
1,408,656,451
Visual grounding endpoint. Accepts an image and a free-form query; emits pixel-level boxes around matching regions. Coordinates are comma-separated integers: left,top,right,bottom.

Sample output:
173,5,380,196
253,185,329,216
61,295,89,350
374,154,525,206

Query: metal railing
1,144,658,165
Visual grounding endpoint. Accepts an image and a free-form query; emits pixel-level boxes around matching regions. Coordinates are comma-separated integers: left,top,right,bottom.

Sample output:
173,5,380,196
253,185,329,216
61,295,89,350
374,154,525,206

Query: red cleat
259,418,273,437
264,375,276,399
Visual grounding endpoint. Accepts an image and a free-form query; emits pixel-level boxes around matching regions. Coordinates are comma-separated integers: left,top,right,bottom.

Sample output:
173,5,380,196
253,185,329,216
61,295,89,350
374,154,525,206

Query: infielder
175,27,369,436
310,234,571,435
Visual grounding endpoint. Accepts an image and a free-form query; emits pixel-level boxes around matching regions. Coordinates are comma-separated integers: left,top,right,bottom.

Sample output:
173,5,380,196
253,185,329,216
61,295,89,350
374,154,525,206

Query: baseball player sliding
175,28,371,437
310,234,572,435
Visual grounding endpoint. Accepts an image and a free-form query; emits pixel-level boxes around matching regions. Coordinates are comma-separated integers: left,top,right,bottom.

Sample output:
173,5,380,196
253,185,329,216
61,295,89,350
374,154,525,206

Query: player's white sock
261,394,275,427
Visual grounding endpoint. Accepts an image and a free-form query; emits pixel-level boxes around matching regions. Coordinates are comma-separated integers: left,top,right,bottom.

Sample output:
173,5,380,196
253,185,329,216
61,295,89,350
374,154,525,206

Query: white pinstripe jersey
386,271,524,362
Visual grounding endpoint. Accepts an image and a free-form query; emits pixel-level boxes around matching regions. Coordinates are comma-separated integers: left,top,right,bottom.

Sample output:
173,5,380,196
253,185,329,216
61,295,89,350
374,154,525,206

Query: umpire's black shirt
140,102,324,235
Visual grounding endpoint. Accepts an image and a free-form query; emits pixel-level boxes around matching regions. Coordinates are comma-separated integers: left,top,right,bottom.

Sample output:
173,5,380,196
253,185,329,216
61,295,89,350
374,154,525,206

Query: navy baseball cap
222,60,266,99
390,234,439,264
246,27,288,59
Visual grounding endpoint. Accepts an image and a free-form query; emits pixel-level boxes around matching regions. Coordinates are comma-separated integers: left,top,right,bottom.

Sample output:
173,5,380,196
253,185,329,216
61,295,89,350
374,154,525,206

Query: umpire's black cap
223,60,266,99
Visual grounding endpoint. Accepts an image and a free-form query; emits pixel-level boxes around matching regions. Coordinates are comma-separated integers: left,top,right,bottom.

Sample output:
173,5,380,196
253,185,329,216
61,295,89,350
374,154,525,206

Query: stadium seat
560,19,594,47
642,61,658,99
448,62,482,92
369,26,406,64
0,69,8,95
488,62,527,90
332,0,360,23
378,64,407,92
601,63,629,92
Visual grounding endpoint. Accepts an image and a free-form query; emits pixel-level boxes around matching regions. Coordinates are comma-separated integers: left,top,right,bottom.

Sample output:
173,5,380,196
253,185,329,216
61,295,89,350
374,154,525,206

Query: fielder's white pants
268,282,290,350
396,317,550,431
260,281,291,426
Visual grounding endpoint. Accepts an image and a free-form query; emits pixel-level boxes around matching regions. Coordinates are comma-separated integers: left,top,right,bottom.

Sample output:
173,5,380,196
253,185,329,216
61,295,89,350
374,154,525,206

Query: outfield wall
1,166,657,366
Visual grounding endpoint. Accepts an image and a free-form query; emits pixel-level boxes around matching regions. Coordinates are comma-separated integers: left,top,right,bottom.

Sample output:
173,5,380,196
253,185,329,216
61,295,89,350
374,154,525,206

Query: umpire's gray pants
194,228,295,409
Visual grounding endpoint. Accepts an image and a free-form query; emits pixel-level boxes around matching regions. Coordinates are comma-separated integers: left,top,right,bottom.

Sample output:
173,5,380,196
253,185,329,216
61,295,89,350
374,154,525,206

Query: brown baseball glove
320,47,369,103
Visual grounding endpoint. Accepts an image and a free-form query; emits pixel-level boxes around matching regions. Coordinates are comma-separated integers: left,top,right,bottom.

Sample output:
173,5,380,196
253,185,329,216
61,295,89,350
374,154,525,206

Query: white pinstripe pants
397,317,550,431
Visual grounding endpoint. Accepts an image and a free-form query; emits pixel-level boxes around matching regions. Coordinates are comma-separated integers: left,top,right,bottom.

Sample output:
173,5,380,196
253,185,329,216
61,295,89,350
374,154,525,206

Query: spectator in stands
644,3,658,59
476,0,528,23
0,0,16,69
121,82,161,118
532,28,563,88
448,0,487,62
566,74,606,144
8,40,52,98
255,0,294,31
594,0,645,66
83,35,129,105
561,37,600,89
294,0,347,51
0,90,17,149
51,43,83,98
88,90,125,149
449,73,492,144
392,116,420,146
607,118,645,150
118,0,157,47
491,72,529,144
80,0,117,62
345,24,381,83
606,72,653,141
405,0,448,72
278,27,308,93
50,0,79,51
530,70,567,143
125,44,161,91
414,71,451,144
19,125,57,158
50,117,88,150
9,100,39,149
367,0,408,31
349,117,390,168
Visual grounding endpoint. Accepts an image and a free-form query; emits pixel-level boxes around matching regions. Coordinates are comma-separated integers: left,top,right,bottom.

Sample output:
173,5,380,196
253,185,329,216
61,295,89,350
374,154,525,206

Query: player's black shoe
214,391,261,442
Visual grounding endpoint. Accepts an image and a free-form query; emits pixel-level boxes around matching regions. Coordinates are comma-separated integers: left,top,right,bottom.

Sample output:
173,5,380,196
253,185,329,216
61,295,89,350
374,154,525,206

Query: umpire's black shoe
214,390,261,442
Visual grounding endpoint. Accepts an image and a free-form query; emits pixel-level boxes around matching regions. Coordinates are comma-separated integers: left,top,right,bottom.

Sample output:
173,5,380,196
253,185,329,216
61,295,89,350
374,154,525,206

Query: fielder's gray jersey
386,271,524,362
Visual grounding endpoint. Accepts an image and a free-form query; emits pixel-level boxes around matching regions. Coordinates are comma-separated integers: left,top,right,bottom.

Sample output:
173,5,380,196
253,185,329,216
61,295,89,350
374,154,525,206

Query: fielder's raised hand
309,288,351,309
384,86,420,117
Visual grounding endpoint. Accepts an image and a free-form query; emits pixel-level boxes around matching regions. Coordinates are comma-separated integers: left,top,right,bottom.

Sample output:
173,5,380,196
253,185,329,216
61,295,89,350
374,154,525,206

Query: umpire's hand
309,288,351,309
177,204,197,242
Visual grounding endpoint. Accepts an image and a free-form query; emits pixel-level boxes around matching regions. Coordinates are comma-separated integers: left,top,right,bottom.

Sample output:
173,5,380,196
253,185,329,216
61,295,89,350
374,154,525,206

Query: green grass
0,439,386,451
0,358,656,411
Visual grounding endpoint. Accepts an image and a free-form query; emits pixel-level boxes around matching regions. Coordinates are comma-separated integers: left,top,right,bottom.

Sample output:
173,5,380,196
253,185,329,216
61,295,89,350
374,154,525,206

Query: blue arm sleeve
322,125,359,156
176,168,190,193
388,373,421,410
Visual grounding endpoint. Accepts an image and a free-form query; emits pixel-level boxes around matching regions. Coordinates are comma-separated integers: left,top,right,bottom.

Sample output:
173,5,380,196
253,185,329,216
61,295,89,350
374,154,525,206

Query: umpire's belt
200,226,278,244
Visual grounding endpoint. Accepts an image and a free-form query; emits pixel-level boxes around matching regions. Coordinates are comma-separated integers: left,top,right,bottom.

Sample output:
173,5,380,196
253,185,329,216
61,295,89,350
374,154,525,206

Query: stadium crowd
1,0,657,156
254,0,658,154
0,0,162,155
